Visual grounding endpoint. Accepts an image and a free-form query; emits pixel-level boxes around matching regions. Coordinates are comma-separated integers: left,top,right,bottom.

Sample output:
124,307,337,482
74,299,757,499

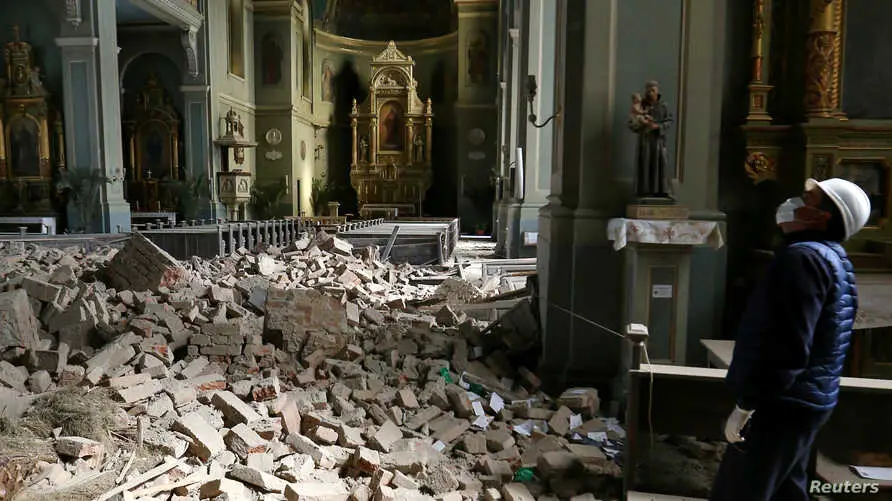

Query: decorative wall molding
65,0,83,28
129,0,203,30
181,26,199,76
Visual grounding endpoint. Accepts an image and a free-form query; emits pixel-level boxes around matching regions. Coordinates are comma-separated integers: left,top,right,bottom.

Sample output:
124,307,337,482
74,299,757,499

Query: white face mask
776,197,805,225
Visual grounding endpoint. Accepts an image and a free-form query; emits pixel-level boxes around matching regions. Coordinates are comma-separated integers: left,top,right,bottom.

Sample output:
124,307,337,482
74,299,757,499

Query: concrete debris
0,232,625,501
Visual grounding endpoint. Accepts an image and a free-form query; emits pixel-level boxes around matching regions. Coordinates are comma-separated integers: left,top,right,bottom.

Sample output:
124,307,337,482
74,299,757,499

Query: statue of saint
413,133,424,162
359,136,368,162
628,80,674,200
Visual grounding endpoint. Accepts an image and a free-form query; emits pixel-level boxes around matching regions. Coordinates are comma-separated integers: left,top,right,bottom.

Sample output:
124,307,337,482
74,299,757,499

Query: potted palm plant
251,180,288,220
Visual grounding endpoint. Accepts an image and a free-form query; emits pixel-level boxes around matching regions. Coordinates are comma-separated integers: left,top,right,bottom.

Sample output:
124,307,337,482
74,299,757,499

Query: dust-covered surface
635,435,724,498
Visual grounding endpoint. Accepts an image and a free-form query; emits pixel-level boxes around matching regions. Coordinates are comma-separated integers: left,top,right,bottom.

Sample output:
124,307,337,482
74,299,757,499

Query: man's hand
723,406,755,443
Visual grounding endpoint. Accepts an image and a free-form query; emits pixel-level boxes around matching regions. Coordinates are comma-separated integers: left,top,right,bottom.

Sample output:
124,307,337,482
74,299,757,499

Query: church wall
0,4,63,100
208,0,257,217
313,30,459,216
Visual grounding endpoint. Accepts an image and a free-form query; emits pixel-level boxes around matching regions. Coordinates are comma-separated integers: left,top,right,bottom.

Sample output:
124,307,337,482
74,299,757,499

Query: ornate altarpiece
350,41,433,218
0,26,65,214
122,74,181,213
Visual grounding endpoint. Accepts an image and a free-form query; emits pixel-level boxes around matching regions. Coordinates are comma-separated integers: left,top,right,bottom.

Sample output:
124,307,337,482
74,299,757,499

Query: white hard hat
805,177,871,240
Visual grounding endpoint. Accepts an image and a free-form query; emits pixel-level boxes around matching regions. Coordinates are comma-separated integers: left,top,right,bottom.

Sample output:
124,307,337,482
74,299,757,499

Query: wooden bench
625,336,892,500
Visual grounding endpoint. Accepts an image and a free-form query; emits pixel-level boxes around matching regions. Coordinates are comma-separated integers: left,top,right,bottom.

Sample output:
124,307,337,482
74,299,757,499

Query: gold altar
0,26,65,214
349,41,433,218
123,74,181,213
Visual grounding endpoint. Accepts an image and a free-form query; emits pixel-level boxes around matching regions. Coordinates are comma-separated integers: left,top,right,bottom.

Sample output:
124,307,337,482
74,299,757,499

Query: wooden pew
625,335,892,500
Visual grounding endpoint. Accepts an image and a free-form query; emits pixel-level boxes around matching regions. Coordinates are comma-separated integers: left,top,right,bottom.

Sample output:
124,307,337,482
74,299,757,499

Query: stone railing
139,218,306,259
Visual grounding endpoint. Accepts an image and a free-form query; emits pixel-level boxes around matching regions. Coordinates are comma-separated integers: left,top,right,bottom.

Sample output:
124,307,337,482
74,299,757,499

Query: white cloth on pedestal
606,218,724,251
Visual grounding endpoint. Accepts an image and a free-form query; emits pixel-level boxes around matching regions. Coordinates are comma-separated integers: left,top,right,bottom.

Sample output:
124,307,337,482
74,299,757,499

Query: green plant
56,167,108,233
310,176,337,216
251,180,288,220
164,172,211,220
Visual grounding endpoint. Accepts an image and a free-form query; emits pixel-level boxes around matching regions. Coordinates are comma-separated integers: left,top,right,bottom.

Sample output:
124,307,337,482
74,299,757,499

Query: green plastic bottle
439,367,453,383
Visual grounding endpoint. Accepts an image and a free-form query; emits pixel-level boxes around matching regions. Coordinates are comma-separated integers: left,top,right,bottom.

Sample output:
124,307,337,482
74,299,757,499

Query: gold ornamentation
745,151,777,184
830,0,846,119
804,31,835,116
349,42,432,217
374,41,412,64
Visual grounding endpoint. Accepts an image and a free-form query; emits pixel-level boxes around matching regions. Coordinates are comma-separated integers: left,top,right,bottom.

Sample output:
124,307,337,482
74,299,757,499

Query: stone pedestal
607,218,724,364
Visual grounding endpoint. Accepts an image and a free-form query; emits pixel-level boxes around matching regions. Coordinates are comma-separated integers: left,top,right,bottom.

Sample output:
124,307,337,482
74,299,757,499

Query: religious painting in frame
6,115,41,178
136,120,173,180
836,158,889,228
378,101,404,151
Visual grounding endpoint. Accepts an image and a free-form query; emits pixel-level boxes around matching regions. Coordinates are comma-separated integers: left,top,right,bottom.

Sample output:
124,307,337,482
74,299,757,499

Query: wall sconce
314,144,325,160
526,75,561,129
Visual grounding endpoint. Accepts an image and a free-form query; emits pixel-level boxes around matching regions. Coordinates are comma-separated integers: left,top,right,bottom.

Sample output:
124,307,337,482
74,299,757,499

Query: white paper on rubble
587,431,608,443
605,419,626,438
852,466,892,481
472,401,485,416
432,440,447,452
467,391,482,402
569,414,583,430
513,421,534,436
603,447,620,458
472,415,493,430
489,393,505,413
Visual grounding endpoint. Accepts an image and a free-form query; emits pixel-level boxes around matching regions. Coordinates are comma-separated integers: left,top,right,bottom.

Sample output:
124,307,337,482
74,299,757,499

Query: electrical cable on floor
548,301,656,451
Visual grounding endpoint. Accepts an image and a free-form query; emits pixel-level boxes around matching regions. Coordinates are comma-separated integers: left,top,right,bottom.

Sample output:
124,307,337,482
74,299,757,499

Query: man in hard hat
710,178,871,501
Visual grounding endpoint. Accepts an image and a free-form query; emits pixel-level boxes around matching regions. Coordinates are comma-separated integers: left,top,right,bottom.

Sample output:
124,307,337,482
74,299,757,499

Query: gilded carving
744,151,777,185
746,0,773,122
804,31,835,116
349,41,432,217
751,0,766,81
830,0,845,118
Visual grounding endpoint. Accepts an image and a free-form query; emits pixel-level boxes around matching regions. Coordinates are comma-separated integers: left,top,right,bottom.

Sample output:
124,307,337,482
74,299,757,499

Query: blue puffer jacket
726,231,857,411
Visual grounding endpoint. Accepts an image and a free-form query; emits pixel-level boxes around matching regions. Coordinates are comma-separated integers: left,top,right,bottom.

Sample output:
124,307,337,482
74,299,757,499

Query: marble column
56,0,131,233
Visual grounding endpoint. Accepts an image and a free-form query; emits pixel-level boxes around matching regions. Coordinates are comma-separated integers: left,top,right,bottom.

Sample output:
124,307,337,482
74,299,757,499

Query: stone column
503,0,557,258
804,0,837,119
56,0,131,233
455,0,499,233
181,85,219,218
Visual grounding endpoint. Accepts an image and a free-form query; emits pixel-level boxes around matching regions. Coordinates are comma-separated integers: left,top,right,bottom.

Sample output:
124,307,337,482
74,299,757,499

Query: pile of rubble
0,231,624,501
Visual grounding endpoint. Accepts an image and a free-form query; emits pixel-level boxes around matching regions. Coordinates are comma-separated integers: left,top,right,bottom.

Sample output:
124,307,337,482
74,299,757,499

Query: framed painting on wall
837,158,889,228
